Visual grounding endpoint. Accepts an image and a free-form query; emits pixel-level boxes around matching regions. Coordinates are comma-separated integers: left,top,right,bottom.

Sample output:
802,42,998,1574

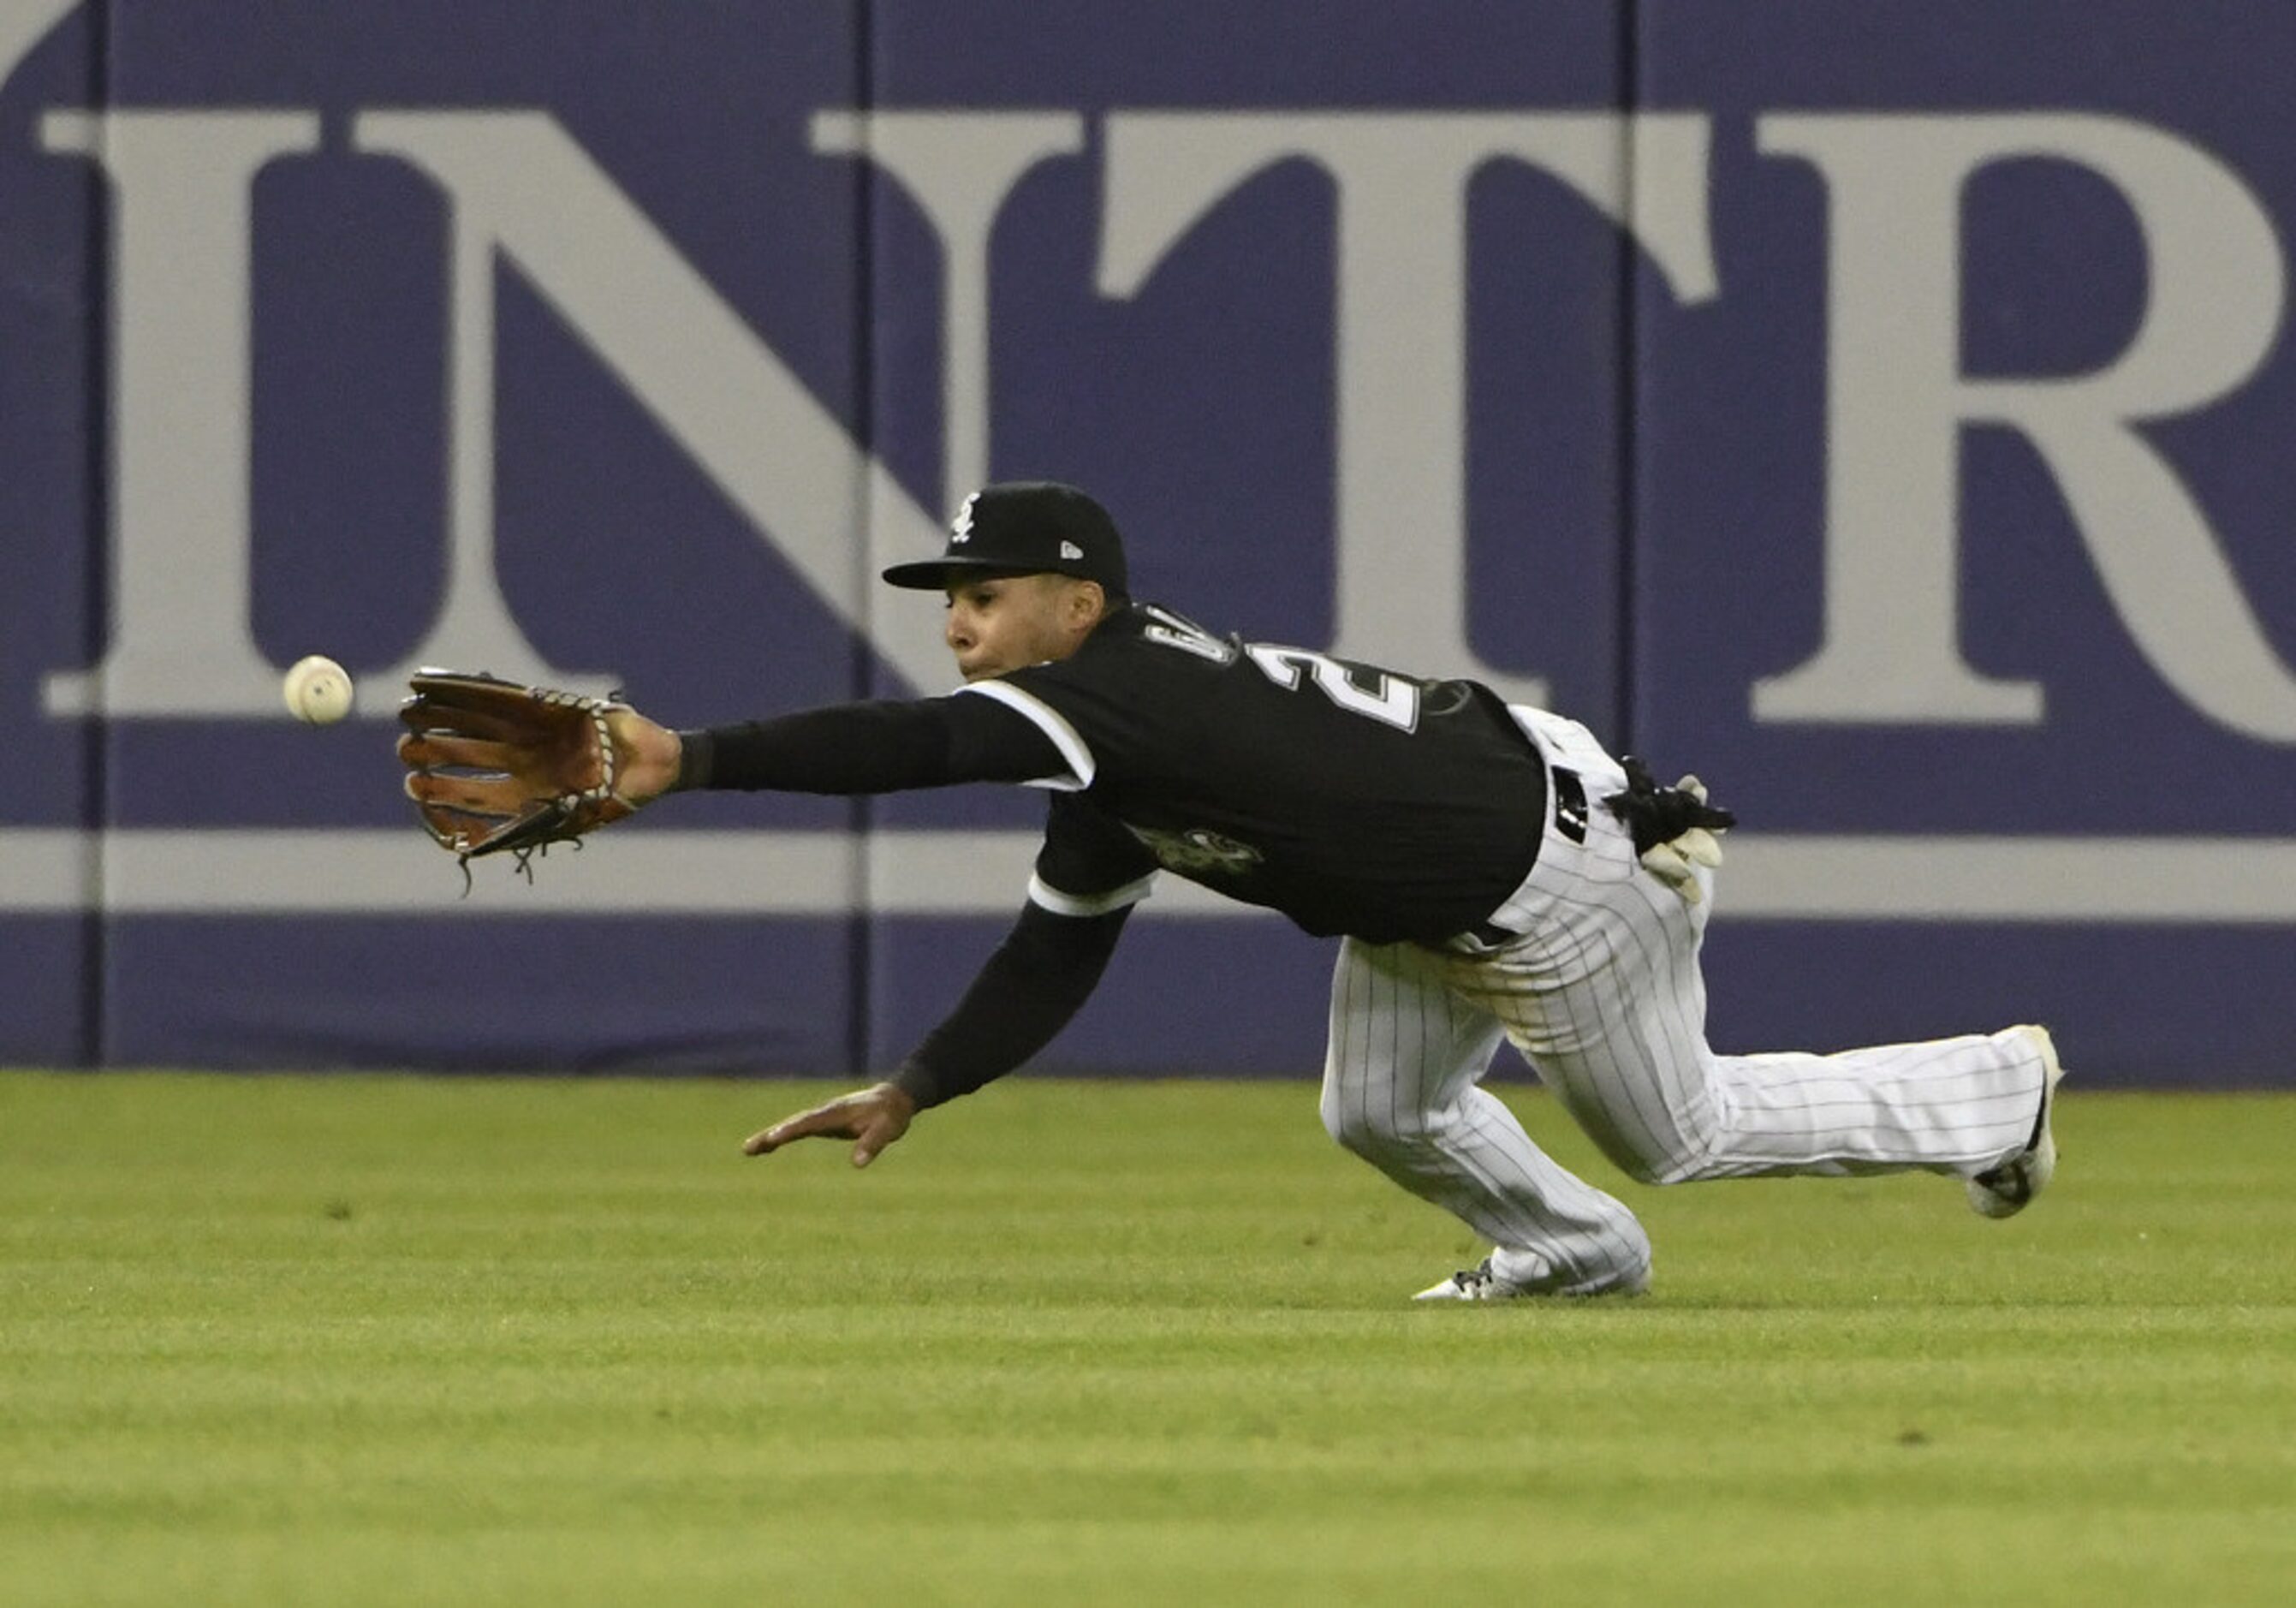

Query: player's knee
1319,1089,1430,1158
1319,1091,1373,1153
1575,1109,1721,1187
1610,1153,1670,1187
1615,1236,1656,1295
1621,1143,1720,1187
1609,1219,1656,1283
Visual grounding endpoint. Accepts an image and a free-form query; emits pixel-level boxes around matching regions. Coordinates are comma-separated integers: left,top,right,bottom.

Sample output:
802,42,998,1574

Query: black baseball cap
881,480,1129,597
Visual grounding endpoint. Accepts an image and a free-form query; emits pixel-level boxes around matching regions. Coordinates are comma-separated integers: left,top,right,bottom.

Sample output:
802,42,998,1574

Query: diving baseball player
400,481,2065,1299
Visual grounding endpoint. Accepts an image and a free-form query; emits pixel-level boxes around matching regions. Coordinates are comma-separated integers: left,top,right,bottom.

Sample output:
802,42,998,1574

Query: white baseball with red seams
283,655,354,725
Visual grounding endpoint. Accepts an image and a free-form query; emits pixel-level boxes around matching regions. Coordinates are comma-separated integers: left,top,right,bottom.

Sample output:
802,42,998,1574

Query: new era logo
1060,540,1084,560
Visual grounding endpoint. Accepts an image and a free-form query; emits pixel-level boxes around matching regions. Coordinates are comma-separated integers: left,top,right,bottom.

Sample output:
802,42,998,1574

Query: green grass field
3,1071,2292,1606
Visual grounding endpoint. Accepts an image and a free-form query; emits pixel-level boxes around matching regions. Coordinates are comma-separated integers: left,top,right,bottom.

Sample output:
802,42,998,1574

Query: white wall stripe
1722,835,2296,924
0,828,2292,921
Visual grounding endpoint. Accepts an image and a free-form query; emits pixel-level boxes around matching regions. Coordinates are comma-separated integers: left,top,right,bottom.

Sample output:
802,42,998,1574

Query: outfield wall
2,3,2291,1087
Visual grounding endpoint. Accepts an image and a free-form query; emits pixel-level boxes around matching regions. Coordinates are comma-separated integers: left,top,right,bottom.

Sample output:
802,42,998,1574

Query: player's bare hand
743,1082,917,1169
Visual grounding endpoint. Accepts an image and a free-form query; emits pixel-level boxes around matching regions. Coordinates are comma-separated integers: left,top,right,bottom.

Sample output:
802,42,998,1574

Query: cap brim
880,556,1048,590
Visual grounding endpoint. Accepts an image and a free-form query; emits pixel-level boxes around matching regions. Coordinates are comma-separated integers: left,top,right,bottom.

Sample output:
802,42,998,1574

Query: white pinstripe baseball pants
1318,707,2052,1295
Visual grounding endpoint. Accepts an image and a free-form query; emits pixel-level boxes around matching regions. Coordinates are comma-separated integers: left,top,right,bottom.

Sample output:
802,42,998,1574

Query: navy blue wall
3,4,2290,1086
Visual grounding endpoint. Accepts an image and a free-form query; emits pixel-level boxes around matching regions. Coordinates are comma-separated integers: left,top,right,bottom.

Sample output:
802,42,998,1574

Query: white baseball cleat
1413,1258,1516,1301
1412,1256,1651,1301
1966,1024,2067,1219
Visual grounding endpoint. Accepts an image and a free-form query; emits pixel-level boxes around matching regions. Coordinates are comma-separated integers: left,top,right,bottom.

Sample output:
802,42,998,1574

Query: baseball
283,654,354,724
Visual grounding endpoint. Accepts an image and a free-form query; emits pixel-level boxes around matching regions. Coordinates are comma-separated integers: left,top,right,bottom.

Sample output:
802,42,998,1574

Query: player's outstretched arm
743,1082,918,1169
740,903,1129,1170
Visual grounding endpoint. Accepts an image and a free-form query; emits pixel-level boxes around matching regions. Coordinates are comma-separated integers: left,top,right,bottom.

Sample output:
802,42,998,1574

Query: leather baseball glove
396,669,645,874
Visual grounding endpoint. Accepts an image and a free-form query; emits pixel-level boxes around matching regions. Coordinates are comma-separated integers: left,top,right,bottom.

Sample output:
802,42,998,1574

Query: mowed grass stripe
3,1072,2292,1606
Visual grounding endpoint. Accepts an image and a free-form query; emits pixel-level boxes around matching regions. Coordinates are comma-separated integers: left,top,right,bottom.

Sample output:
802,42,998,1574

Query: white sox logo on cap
882,480,1128,594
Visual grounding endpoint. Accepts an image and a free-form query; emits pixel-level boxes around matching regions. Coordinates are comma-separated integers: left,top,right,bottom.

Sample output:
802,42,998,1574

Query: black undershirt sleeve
888,902,1131,1110
670,694,1065,794
667,694,1121,1107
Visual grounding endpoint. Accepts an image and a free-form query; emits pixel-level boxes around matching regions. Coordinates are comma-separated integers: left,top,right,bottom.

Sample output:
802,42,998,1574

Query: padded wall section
3,3,2287,1084
0,3,99,1063
1631,2,2296,1083
78,3,871,1070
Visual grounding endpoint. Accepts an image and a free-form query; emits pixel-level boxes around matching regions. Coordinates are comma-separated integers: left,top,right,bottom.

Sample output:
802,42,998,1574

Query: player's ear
1068,579,1107,625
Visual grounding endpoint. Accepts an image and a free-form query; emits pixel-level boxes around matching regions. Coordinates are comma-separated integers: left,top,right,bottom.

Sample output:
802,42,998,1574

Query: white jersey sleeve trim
957,680,1097,791
1027,871,1157,919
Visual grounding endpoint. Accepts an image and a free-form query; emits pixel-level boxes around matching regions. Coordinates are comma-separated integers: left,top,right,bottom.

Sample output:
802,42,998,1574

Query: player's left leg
1461,892,2050,1185
1473,706,2055,1197
1319,936,1652,1296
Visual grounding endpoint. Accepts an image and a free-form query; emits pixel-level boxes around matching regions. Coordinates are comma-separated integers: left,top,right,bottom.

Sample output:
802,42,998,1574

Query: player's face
943,574,1100,681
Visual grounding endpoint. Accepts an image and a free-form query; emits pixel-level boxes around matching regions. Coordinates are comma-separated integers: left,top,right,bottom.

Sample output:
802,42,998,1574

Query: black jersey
963,604,1547,944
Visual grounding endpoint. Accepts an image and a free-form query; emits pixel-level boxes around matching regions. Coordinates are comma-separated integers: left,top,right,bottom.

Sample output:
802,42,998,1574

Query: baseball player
404,481,2066,1299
